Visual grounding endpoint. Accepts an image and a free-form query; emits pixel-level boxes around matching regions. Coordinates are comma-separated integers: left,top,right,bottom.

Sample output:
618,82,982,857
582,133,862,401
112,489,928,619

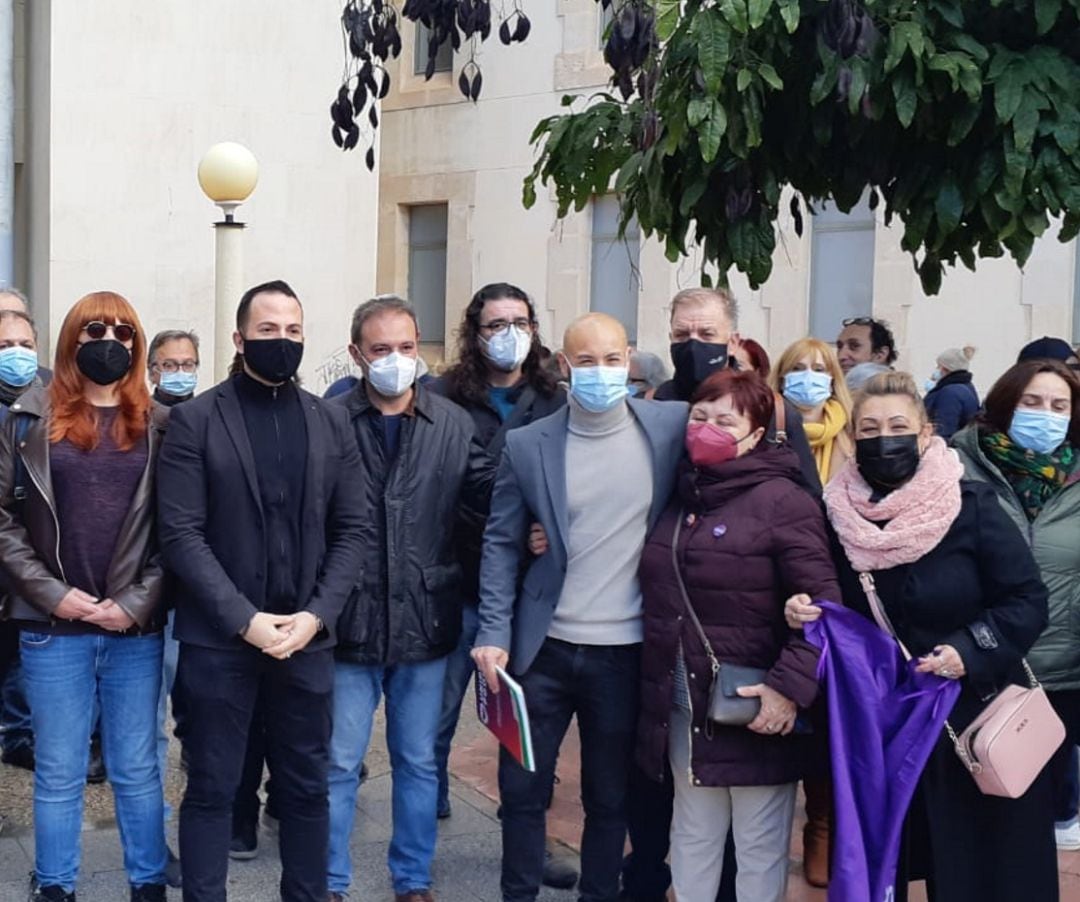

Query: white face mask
481,326,532,372
363,351,418,398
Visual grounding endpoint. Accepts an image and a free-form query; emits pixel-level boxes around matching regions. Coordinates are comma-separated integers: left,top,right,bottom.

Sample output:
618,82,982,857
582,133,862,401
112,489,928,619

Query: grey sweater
548,397,653,646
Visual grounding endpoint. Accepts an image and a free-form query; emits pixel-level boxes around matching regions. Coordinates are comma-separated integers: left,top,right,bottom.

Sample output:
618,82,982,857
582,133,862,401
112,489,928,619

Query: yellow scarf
801,399,848,484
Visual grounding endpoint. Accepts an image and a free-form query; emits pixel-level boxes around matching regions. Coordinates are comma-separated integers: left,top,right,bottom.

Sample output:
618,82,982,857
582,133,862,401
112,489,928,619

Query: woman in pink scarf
787,371,1055,901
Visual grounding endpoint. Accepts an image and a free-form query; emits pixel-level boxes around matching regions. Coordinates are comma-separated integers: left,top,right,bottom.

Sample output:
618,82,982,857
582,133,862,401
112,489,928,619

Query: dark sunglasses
84,321,136,342
841,316,876,327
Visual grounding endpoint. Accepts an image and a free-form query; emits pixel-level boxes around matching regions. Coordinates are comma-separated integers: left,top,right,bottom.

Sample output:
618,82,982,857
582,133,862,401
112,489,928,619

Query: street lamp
197,142,259,380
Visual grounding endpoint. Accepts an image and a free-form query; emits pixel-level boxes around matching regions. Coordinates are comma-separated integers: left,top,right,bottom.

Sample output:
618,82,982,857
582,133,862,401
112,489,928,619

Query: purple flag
805,602,960,902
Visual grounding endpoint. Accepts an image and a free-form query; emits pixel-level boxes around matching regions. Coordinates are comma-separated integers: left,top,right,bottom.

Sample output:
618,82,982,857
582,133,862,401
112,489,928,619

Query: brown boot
802,776,832,888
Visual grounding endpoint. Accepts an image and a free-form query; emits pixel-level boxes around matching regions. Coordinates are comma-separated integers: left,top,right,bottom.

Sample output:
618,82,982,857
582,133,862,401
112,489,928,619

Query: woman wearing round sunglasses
0,293,170,902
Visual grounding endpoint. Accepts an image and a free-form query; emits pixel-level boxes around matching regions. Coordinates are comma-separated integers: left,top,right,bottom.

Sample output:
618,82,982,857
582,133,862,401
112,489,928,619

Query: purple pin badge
712,524,727,538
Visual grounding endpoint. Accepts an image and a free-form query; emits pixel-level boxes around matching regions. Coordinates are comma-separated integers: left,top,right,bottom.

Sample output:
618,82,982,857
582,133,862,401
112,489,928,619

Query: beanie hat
1017,336,1074,363
937,346,976,372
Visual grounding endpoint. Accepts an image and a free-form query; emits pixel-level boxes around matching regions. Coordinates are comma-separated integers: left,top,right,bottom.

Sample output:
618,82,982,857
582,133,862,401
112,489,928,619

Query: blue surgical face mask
159,370,198,398
0,347,39,388
783,370,833,409
481,326,532,373
569,365,629,413
1009,408,1071,455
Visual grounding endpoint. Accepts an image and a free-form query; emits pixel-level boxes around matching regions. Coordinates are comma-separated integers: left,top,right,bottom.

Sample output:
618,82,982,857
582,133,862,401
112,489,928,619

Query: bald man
473,313,688,902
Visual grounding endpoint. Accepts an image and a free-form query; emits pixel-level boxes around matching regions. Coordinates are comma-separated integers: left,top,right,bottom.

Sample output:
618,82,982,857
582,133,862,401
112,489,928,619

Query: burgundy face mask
685,421,743,468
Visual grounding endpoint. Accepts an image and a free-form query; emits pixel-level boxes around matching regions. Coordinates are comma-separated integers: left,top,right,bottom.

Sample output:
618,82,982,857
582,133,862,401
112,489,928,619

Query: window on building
414,22,453,75
808,193,876,340
408,204,448,342
590,194,640,343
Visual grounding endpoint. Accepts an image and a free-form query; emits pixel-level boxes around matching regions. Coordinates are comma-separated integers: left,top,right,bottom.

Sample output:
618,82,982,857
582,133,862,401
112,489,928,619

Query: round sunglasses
83,321,136,342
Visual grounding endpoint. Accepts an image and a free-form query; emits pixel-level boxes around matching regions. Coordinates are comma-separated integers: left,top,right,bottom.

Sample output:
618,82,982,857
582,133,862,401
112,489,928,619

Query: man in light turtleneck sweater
473,313,688,902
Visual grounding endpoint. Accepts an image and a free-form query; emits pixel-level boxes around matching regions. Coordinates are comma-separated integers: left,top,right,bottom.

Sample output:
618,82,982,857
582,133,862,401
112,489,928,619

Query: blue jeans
434,603,479,813
327,656,448,895
499,638,640,902
20,630,167,891
156,611,179,821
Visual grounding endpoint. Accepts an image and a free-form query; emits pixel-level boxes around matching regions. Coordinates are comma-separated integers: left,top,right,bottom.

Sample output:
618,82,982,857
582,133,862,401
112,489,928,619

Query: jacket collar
8,384,48,418
343,380,434,423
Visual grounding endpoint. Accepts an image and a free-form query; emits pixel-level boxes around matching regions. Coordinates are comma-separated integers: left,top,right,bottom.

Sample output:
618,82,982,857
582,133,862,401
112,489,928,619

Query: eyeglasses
479,318,534,335
152,360,198,374
84,321,136,342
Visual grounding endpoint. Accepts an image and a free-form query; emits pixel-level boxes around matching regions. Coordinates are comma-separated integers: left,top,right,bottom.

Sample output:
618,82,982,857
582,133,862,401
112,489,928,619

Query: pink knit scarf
824,437,965,572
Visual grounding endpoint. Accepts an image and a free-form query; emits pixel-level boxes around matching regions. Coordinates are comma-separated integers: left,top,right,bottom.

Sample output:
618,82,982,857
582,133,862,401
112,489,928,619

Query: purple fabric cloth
805,601,960,902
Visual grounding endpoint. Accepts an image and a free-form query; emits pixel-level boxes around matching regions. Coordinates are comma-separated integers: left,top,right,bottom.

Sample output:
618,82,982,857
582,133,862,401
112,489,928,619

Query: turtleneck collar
567,394,632,436
0,374,41,407
153,387,193,408
234,371,298,403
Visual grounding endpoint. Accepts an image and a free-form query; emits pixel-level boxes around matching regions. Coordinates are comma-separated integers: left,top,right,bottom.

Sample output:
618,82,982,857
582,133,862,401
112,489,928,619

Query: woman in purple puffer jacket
637,369,840,902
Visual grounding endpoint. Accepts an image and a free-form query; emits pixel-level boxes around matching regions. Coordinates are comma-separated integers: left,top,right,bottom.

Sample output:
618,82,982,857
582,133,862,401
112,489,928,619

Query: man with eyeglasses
835,316,898,375
429,283,576,890
148,330,200,407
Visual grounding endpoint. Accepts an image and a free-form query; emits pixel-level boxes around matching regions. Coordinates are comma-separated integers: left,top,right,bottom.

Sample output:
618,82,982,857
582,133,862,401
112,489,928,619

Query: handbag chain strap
858,571,1041,776
671,514,720,677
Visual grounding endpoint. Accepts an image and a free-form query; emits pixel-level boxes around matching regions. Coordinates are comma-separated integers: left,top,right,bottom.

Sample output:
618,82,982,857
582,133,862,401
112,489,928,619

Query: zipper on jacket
22,449,66,583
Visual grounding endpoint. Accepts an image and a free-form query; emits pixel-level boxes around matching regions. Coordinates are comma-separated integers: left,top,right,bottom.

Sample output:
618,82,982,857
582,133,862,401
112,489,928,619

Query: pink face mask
686,421,742,468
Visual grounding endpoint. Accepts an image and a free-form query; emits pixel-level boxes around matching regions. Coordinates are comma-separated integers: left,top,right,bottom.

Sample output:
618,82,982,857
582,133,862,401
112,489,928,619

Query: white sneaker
1055,820,1080,850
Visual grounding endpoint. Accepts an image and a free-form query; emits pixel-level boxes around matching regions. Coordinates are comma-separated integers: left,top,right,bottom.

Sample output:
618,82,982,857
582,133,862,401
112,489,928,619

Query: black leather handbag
671,515,766,727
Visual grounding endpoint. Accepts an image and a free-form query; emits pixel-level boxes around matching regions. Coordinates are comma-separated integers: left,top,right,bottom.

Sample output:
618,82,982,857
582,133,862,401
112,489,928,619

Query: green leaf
847,64,868,115
720,0,749,34
947,104,982,146
687,97,710,126
1053,116,1080,154
994,64,1026,123
919,255,944,295
522,176,537,209
1013,92,1041,151
779,0,799,32
656,0,680,40
1035,0,1062,35
697,11,732,95
737,68,752,92
614,151,643,193
885,24,908,73
893,71,918,127
935,175,964,233
747,0,773,29
758,63,783,91
699,100,728,161
680,177,709,216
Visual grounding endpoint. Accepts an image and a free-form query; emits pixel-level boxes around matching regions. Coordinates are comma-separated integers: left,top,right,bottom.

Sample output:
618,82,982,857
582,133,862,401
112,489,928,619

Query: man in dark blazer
157,280,368,902
472,312,688,902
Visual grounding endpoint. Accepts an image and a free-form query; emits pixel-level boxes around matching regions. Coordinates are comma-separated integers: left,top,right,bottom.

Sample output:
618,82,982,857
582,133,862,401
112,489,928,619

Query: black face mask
670,339,728,400
76,340,132,386
242,338,304,385
855,435,921,495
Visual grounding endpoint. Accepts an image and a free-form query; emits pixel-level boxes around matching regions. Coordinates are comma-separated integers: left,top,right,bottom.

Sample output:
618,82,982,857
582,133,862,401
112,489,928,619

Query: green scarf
980,431,1078,521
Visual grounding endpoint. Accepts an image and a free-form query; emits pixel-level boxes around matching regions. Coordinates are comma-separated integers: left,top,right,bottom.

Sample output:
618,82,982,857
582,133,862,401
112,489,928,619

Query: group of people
0,279,1076,902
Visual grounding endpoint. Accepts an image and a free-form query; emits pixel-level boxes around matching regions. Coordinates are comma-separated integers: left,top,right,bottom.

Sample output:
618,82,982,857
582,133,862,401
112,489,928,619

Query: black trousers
176,642,333,902
0,621,15,690
499,638,640,902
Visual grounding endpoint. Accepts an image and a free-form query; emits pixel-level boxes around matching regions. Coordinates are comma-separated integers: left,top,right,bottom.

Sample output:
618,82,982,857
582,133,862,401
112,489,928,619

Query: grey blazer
475,397,689,675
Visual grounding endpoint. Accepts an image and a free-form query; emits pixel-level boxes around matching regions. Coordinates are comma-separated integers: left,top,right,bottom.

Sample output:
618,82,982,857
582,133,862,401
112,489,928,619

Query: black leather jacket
334,382,494,665
0,386,169,633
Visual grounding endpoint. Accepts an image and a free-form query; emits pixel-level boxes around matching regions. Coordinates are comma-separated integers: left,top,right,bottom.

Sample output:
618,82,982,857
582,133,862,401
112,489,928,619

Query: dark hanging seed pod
344,124,361,150
366,145,376,171
459,69,471,98
332,124,344,148
499,19,512,44
425,54,437,79
378,71,391,99
364,66,379,95
353,82,367,112
868,188,880,210
389,28,402,57
470,69,483,100
513,13,530,41
369,105,379,128
451,28,462,50
793,207,804,237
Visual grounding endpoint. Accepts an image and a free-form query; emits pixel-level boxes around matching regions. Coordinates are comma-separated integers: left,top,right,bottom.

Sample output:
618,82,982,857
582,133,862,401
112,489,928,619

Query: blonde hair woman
772,338,854,486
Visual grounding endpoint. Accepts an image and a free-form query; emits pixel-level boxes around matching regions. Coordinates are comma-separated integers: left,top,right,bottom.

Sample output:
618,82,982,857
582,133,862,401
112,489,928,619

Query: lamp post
197,142,259,381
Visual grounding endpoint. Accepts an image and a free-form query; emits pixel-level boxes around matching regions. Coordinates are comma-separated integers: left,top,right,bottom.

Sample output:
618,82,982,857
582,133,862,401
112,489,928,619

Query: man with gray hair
628,350,669,397
326,295,494,902
148,329,201,407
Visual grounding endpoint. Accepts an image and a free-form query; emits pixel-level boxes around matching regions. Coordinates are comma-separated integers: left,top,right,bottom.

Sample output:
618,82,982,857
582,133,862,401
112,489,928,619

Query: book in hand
475,665,536,772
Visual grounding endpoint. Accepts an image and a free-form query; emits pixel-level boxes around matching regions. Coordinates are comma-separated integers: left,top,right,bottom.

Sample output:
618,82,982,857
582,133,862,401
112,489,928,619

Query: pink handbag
860,572,1064,799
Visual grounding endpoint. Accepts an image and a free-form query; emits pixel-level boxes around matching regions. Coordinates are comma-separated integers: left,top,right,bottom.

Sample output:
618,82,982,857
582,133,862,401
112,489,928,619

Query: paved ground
3,693,1080,901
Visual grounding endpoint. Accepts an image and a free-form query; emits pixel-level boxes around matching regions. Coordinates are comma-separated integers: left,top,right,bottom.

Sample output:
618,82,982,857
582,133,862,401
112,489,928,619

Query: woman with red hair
636,369,839,901
0,292,170,902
